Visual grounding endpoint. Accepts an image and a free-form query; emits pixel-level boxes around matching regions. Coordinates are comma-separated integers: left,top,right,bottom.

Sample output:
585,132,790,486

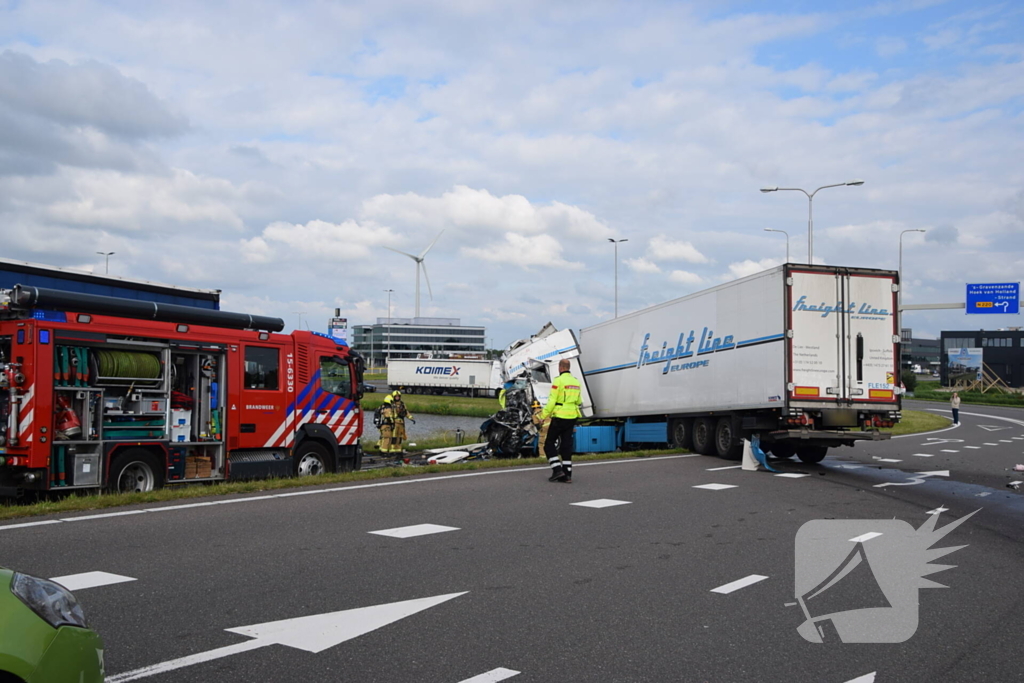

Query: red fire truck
0,285,366,497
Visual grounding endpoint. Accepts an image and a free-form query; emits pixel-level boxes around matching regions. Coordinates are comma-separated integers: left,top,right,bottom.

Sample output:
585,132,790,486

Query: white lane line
926,507,949,515
872,457,902,463
774,473,809,479
369,524,460,539
706,465,743,471
65,510,149,521
964,446,981,450
457,668,521,682
1000,440,1014,443
571,499,631,509
940,450,960,453
849,532,883,543
984,443,998,446
693,483,737,491
1013,437,1024,440
50,571,137,591
912,453,934,457
977,492,991,497
835,464,865,469
844,673,876,683
0,454,699,532
710,574,768,594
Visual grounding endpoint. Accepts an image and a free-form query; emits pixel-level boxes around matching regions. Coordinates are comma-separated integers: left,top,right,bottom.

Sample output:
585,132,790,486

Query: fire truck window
244,347,279,390
320,357,351,397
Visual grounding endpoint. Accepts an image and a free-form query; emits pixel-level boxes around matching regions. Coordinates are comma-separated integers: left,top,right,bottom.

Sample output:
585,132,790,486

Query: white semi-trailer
387,358,502,397
579,264,901,462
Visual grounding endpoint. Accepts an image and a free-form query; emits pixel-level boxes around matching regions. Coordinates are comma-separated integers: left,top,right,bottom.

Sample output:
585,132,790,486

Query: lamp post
608,238,628,318
384,289,394,362
760,180,864,263
898,229,926,370
292,311,305,330
763,228,790,262
96,251,114,274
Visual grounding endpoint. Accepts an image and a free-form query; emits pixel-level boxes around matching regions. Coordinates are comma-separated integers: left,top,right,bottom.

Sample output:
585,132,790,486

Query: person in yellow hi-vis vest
531,399,551,456
390,390,414,453
377,395,395,453
541,359,583,483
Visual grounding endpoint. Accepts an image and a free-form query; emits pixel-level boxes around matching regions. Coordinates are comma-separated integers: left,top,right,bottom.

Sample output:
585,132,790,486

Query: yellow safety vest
543,371,583,420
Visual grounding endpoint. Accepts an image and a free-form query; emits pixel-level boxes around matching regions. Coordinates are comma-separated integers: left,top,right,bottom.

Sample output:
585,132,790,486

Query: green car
0,567,104,682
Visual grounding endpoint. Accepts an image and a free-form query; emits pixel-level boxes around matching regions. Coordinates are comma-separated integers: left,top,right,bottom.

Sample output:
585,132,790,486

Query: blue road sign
966,282,1020,315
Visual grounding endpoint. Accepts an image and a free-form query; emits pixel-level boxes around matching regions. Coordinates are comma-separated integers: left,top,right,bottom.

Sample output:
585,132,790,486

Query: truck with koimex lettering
387,358,501,397
579,264,901,463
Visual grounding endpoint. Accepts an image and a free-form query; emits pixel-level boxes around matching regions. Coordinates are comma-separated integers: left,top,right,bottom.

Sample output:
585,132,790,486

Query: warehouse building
939,329,1024,387
351,317,485,367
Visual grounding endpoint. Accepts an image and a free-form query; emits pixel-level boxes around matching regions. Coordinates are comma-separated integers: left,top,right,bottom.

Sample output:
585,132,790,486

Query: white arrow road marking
918,438,964,446
927,507,949,515
49,571,136,591
849,532,883,543
107,592,467,682
458,668,521,682
369,524,460,538
874,470,950,488
571,499,631,508
711,574,768,594
978,425,1011,432
844,673,876,683
693,483,737,491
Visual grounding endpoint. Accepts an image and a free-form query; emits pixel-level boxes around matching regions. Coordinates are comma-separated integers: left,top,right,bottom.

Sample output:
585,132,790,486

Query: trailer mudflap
769,429,890,444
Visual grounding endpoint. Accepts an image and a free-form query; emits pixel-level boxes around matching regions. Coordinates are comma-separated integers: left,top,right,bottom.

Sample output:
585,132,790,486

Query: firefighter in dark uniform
542,359,583,483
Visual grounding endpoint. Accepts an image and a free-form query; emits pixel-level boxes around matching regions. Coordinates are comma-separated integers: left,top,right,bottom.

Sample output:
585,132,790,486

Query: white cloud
875,36,908,57
240,219,399,263
647,235,709,264
669,269,703,284
726,258,782,280
625,256,661,273
462,232,584,270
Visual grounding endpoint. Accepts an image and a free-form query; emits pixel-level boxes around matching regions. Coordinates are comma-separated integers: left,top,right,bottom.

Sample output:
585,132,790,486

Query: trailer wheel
692,417,715,455
714,418,743,460
768,443,795,460
295,442,331,477
669,419,693,450
796,446,828,464
109,449,164,494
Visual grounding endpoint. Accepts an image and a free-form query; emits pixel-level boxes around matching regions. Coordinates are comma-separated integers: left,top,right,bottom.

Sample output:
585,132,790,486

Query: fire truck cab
0,286,365,497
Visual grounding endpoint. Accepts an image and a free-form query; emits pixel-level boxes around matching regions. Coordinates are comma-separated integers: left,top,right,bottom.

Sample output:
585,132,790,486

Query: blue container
573,425,619,453
623,418,668,444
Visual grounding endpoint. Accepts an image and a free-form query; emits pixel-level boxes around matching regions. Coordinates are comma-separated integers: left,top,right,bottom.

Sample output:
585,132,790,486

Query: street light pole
384,289,394,363
763,228,790,262
608,238,628,318
760,180,864,263
898,229,927,366
96,251,114,274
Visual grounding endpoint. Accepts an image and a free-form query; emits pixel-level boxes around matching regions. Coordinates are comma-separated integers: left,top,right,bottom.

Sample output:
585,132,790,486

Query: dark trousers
545,417,576,478
952,408,959,424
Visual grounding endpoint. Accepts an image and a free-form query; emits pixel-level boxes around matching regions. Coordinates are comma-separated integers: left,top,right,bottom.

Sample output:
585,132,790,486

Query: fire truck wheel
295,442,331,477
109,449,164,494
796,446,828,464
692,417,715,455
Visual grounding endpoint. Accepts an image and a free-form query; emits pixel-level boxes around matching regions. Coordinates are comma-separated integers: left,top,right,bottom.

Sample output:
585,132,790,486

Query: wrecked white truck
485,264,901,463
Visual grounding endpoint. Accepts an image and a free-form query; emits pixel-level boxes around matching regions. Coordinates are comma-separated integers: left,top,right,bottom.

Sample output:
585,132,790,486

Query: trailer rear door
787,268,898,404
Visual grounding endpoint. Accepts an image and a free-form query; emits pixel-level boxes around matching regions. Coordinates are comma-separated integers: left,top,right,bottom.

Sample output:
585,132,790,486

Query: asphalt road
3,402,1023,682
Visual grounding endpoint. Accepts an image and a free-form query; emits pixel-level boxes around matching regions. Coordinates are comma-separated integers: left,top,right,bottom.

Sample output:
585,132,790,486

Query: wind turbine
383,230,444,319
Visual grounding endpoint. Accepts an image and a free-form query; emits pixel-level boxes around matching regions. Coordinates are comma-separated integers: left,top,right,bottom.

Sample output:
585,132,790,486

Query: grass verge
910,381,1024,408
882,409,951,436
0,448,683,522
360,393,498,417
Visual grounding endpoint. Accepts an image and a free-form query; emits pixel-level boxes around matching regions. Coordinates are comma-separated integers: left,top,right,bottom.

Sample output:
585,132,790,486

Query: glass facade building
351,317,486,367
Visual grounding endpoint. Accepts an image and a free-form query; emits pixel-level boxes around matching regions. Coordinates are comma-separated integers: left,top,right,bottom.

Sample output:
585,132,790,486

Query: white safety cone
741,439,759,471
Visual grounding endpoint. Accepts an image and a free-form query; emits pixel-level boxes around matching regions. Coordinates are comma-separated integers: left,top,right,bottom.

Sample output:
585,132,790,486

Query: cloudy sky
1,0,1022,346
